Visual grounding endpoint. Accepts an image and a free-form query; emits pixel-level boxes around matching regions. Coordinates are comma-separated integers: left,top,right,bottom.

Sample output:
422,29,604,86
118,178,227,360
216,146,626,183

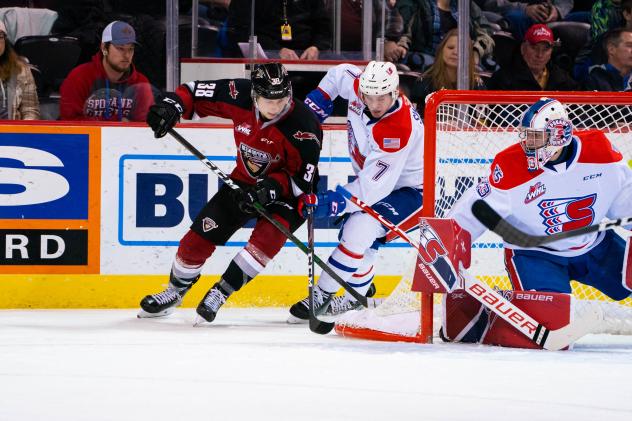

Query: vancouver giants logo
239,143,273,178
538,194,596,235
524,181,546,204
228,80,239,100
418,221,449,265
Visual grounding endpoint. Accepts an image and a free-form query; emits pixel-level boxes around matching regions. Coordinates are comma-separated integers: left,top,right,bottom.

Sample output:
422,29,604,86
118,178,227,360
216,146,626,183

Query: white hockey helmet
519,97,573,171
359,61,399,101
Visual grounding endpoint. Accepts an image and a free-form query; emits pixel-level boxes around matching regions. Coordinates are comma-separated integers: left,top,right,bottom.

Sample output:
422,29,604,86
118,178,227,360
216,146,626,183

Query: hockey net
335,91,632,343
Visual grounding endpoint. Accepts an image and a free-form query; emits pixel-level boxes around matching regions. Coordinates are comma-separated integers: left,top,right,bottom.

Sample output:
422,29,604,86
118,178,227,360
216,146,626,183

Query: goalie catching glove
234,178,283,215
297,190,346,218
146,93,185,138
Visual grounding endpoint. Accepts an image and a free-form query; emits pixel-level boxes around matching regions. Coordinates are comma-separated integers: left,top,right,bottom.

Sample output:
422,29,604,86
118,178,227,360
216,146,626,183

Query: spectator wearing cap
487,23,578,91
0,20,39,120
59,21,154,121
584,28,632,91
481,0,574,39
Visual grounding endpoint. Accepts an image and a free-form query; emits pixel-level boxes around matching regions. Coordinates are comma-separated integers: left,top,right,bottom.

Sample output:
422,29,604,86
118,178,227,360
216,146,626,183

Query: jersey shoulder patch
576,129,624,164
277,100,323,150
489,143,542,190
372,101,413,153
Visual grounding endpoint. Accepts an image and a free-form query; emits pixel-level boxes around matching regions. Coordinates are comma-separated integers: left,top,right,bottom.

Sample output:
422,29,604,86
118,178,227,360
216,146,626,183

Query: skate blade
286,314,308,324
137,307,175,318
193,314,211,327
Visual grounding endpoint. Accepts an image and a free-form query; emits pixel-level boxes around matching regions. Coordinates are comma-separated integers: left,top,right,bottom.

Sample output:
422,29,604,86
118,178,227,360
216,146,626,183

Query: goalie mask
519,98,573,171
359,61,399,103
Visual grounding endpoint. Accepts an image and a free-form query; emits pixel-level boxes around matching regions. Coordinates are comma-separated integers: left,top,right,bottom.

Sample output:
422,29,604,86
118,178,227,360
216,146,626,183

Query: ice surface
1,308,631,421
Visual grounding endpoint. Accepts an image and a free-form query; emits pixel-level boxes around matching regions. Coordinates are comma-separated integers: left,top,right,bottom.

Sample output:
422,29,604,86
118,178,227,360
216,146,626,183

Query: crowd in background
0,0,629,123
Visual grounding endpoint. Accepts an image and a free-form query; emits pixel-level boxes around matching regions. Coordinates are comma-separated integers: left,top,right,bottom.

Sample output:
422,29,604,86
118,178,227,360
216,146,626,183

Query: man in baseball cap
101,20,139,46
524,23,555,46
59,20,153,122
487,22,577,91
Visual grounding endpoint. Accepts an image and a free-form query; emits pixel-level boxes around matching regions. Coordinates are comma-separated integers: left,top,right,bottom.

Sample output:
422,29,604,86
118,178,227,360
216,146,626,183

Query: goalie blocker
413,218,586,349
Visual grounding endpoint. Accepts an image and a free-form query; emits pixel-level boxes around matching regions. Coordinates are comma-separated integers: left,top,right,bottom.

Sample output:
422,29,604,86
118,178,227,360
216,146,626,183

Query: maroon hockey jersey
175,78,322,198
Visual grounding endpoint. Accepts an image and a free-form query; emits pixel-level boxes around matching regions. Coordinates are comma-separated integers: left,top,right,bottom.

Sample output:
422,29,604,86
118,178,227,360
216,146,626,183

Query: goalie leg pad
442,289,573,349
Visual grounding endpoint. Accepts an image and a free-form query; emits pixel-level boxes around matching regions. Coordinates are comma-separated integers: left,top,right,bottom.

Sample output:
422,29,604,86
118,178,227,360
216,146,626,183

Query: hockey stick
337,186,601,350
472,199,632,248
306,208,335,333
165,128,370,307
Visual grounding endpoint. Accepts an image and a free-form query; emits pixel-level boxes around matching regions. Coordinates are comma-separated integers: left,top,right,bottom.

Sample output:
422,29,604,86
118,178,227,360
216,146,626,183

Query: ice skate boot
193,284,229,326
287,283,350,324
138,273,200,318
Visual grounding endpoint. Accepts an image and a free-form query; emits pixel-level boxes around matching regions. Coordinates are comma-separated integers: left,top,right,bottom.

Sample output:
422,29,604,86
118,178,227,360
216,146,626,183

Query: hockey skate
287,283,374,324
193,284,228,326
138,274,199,318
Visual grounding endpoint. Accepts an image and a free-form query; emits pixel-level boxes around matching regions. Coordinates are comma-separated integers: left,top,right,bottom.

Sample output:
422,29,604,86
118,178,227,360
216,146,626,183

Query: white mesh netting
336,92,632,342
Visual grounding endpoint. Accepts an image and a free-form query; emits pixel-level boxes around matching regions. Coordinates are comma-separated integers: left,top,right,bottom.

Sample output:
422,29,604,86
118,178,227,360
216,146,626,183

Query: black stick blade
471,200,502,231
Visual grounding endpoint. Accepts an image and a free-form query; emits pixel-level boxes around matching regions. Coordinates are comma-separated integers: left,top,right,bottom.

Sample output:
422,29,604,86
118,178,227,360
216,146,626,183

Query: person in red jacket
59,20,154,121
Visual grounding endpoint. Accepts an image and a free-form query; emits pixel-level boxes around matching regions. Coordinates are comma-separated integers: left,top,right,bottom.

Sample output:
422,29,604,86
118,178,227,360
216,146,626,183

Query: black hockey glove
146,93,185,138
236,178,283,215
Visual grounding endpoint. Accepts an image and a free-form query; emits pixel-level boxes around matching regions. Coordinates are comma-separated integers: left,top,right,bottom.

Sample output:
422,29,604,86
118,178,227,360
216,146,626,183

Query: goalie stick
337,186,602,350
472,199,632,248
165,129,378,311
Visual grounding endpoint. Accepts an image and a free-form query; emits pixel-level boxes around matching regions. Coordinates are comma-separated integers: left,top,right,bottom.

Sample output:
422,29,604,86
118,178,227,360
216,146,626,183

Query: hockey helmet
359,61,399,101
251,62,292,99
519,97,573,171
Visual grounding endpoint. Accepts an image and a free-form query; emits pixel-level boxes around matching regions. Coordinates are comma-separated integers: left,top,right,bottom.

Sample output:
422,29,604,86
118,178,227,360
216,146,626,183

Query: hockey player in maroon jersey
138,63,322,325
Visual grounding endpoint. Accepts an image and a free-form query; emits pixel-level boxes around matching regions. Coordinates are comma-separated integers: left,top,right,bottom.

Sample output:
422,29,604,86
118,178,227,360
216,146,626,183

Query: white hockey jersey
316,64,424,212
449,130,632,257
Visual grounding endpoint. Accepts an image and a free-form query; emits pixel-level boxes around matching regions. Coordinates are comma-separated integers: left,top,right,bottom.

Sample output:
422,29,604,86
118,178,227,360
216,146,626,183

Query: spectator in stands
482,0,574,39
394,0,494,72
574,0,632,83
410,29,485,118
59,21,154,121
224,0,331,60
323,0,403,59
0,21,39,120
584,28,632,91
487,23,578,90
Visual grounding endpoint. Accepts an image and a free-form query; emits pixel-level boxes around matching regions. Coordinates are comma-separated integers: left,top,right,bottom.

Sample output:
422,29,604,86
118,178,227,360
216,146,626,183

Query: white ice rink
1,308,631,421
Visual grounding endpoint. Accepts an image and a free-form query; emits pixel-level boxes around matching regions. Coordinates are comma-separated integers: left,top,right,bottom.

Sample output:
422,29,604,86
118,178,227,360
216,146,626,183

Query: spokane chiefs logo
538,194,596,235
524,181,546,204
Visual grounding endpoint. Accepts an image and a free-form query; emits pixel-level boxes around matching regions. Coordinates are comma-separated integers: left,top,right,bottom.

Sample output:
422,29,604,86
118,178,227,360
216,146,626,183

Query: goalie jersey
309,63,424,211
450,130,632,257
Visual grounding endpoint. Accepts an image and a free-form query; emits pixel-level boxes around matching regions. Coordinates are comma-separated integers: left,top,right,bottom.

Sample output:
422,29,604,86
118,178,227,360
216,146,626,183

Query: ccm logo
468,282,538,335
583,173,602,180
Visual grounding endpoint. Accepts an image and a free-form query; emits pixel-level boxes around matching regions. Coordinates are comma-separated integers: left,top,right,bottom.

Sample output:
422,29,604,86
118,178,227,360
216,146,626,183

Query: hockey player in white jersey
288,61,425,323
443,97,632,346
